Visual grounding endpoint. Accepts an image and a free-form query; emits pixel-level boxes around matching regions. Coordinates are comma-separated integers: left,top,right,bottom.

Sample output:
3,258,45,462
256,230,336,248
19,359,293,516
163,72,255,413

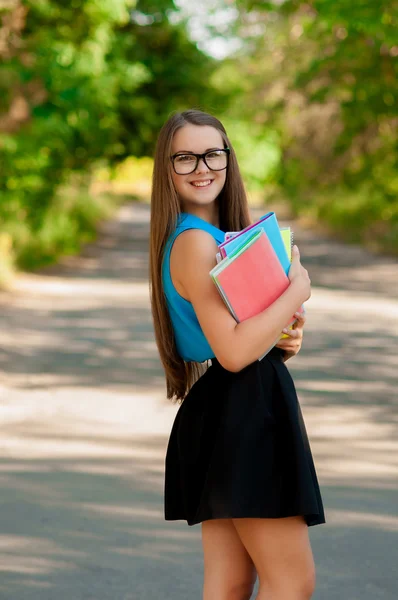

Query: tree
226,0,398,248
0,0,221,230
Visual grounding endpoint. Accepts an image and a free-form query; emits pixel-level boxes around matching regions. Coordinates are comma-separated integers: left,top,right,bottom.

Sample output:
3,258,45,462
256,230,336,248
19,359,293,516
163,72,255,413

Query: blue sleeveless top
162,212,225,362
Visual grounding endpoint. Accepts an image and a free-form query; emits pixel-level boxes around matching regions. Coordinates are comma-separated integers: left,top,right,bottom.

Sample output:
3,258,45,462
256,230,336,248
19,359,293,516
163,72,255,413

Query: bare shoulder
174,229,217,254
170,228,219,299
172,228,219,265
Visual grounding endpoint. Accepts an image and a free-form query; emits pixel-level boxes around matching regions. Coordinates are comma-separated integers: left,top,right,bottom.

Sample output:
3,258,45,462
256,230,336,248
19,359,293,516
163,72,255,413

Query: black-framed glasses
170,148,230,175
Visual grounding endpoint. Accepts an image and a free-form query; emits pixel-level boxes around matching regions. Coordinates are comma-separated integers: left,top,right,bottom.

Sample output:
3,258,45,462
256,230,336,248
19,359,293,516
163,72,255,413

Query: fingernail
294,312,300,317
282,328,288,333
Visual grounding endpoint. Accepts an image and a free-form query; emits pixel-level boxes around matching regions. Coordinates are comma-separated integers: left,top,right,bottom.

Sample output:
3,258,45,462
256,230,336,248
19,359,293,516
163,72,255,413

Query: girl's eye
206,151,221,159
175,154,195,163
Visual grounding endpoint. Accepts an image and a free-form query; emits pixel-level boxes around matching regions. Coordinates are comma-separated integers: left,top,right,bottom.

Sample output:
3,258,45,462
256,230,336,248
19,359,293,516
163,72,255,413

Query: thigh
232,516,315,590
202,519,256,600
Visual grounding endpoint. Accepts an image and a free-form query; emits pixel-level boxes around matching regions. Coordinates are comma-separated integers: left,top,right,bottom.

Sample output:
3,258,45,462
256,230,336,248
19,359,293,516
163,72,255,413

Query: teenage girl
149,109,325,600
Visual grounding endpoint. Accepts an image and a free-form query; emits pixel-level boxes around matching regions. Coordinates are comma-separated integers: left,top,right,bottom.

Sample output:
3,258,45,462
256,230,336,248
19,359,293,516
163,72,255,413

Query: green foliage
229,0,398,252
0,0,222,275
2,186,127,272
222,117,281,194
1,0,397,276
302,184,398,254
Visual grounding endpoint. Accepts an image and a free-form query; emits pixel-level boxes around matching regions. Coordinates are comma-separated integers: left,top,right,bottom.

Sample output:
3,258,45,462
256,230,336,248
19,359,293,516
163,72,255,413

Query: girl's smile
189,178,214,188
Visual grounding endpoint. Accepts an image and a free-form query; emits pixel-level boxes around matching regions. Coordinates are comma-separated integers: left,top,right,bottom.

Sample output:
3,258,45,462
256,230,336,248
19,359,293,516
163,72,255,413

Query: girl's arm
171,229,310,372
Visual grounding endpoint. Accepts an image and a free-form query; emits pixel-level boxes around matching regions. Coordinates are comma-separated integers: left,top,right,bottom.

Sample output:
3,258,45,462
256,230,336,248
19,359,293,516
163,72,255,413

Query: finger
282,327,299,338
289,246,300,267
292,314,306,330
275,338,291,349
294,311,306,323
280,344,299,355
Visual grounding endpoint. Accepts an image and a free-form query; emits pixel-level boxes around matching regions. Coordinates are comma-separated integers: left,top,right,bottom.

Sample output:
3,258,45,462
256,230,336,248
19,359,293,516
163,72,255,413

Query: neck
182,202,220,229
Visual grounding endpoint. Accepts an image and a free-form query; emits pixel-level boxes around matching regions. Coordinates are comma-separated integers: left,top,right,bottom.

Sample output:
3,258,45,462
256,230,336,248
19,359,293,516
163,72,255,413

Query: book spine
290,230,294,254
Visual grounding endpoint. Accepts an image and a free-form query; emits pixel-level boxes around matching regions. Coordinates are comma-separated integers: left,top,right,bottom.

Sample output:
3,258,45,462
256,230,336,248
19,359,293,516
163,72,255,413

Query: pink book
213,230,296,323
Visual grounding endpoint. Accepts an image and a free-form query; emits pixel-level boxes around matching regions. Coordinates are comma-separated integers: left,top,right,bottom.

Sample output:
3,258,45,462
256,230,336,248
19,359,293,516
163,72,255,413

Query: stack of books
209,212,304,360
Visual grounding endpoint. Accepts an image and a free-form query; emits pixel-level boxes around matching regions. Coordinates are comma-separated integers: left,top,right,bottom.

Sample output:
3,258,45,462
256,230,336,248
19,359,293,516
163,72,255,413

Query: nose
195,157,209,173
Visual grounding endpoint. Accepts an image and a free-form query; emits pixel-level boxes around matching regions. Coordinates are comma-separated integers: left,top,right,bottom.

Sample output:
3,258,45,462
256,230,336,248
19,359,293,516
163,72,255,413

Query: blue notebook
218,212,291,275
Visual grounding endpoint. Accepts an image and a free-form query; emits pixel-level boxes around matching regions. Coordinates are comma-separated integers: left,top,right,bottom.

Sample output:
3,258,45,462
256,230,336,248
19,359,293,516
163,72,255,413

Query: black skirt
164,347,325,527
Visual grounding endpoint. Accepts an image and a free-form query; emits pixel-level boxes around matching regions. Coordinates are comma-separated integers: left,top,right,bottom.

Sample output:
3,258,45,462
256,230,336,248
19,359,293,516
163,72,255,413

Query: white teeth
192,180,212,187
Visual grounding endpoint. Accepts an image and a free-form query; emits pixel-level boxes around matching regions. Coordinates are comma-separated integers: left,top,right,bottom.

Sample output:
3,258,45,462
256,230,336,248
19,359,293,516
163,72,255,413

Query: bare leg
233,516,316,600
202,518,257,600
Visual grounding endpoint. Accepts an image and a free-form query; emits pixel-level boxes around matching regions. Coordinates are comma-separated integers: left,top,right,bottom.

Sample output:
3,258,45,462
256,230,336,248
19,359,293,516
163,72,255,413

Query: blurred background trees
0,0,221,273
230,0,398,250
1,0,397,282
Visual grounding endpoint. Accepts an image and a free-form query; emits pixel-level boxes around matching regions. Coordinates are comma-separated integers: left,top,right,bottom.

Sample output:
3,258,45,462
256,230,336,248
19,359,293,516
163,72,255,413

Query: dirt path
0,201,397,599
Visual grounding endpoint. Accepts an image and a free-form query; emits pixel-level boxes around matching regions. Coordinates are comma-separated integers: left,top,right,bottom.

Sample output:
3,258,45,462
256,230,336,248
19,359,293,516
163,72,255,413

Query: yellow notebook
280,227,295,338
280,227,293,262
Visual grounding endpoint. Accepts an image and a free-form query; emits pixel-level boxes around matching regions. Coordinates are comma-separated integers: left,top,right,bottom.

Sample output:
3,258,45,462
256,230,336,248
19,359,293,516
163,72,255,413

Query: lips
190,179,213,188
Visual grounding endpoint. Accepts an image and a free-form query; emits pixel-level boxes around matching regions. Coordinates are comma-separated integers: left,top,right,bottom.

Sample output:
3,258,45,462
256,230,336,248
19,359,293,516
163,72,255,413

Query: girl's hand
275,311,306,361
288,245,311,304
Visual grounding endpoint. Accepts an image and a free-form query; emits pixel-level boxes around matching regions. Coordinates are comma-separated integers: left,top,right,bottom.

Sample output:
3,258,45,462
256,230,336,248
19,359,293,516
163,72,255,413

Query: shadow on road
0,435,202,599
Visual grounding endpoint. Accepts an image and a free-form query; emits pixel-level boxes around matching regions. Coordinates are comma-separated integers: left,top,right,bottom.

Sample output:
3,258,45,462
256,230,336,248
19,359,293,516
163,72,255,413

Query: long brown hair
149,109,251,403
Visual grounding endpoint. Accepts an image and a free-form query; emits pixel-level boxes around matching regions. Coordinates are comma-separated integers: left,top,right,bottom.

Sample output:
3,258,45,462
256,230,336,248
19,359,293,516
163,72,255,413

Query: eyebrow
174,147,222,154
